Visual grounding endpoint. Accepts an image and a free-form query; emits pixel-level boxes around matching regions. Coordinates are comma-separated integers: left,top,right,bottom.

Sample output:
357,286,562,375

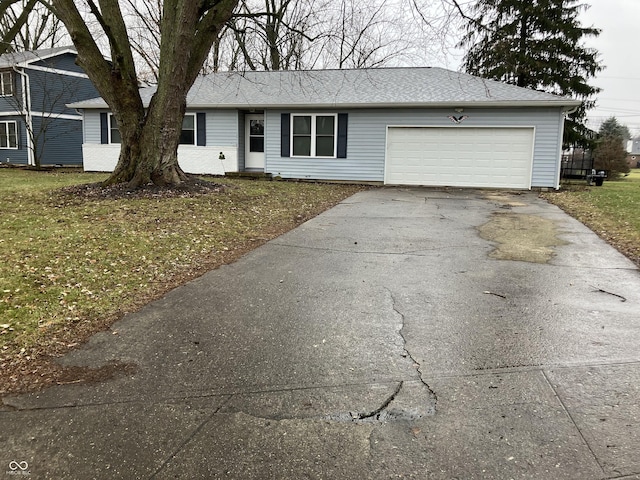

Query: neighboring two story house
0,46,100,167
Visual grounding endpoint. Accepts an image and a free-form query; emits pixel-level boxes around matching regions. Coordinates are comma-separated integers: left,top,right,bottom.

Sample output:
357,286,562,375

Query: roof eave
69,99,582,110
185,100,582,110
15,47,78,68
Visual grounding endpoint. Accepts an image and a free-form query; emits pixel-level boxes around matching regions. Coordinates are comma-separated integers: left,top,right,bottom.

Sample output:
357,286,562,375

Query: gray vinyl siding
265,107,564,187
0,116,28,164
83,110,240,147
83,110,103,144
32,116,83,165
200,109,238,145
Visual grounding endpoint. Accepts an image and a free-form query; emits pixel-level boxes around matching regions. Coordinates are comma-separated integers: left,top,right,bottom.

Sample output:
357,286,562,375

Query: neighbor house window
291,114,336,157
108,114,196,145
0,121,18,149
0,71,13,96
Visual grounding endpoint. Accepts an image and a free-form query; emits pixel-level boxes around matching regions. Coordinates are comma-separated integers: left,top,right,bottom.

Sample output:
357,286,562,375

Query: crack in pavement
387,288,438,413
270,241,474,256
345,381,403,422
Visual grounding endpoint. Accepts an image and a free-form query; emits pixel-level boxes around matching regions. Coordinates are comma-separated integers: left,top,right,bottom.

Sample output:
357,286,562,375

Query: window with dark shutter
281,113,290,157
196,112,206,146
337,113,348,158
100,113,108,144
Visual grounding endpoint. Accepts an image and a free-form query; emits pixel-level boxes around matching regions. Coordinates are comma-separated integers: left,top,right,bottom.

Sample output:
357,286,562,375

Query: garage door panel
386,127,533,188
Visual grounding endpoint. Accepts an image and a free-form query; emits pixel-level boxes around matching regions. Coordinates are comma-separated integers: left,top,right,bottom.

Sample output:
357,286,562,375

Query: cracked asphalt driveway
2,188,640,479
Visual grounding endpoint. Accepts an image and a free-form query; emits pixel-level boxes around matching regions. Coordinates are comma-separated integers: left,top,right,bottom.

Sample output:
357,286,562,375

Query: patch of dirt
484,191,527,207
59,176,227,200
478,213,568,263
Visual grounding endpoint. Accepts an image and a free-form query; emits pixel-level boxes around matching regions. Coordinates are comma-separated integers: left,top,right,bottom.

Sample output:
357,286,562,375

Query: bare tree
317,0,412,69
0,0,67,53
122,0,162,82
44,0,238,188
223,0,322,71
220,0,431,72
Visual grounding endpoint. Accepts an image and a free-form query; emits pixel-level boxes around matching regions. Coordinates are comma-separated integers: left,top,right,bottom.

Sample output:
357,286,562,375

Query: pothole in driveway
478,212,568,263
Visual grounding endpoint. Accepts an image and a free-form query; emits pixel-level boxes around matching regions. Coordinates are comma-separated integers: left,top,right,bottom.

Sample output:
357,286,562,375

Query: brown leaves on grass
541,181,640,267
0,172,366,396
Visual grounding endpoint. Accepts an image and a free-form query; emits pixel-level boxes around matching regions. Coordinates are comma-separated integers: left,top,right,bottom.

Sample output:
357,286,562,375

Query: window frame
0,71,13,97
107,113,197,145
108,113,121,144
290,113,338,158
179,114,196,145
0,120,18,149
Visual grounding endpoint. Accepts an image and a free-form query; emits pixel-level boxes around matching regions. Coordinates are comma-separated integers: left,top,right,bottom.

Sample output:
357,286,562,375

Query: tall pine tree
458,0,602,147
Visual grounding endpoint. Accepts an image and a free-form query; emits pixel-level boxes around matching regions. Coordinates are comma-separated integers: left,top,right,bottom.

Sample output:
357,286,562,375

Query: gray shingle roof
70,67,581,109
0,46,77,68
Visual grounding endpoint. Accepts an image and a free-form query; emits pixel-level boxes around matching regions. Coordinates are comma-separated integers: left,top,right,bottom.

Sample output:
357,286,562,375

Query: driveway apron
2,188,640,479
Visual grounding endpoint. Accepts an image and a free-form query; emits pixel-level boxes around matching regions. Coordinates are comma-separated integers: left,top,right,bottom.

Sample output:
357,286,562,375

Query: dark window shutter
337,113,348,158
281,113,290,157
100,112,108,144
196,112,206,146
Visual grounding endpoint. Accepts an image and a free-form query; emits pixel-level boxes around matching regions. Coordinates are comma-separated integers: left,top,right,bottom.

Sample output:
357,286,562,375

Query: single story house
70,67,581,189
0,46,100,166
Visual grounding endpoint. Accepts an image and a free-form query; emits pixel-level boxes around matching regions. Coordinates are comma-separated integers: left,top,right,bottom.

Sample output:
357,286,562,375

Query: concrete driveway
2,188,640,479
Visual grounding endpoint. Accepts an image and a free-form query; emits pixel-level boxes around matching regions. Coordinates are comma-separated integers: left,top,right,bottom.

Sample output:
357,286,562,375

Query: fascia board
16,48,78,68
69,99,582,110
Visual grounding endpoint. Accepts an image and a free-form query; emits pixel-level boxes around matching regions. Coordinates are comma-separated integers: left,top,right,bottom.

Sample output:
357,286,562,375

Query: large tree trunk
51,0,238,189
104,89,188,188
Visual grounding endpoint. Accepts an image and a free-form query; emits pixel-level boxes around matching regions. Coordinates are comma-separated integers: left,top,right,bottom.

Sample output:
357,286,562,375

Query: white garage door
385,127,534,189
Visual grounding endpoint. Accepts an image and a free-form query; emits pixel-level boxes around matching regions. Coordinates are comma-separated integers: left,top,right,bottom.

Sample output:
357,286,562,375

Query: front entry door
245,114,265,170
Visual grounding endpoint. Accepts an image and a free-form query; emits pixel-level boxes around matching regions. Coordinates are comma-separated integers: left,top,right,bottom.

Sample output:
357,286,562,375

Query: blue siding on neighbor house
32,116,83,165
265,107,564,187
31,52,85,75
27,68,98,116
0,115,28,165
0,70,23,112
0,52,100,166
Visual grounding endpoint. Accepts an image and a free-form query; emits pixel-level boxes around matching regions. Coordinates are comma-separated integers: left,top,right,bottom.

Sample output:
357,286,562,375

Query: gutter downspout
555,104,581,189
13,66,35,167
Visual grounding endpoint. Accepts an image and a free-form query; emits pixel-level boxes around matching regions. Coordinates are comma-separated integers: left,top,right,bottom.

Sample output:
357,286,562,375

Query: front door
245,114,265,170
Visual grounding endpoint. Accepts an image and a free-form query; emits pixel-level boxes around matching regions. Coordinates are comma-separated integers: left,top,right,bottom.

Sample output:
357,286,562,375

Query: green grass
542,169,640,265
0,169,365,362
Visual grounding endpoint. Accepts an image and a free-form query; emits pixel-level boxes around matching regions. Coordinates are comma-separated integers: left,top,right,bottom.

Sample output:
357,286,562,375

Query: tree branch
0,0,37,54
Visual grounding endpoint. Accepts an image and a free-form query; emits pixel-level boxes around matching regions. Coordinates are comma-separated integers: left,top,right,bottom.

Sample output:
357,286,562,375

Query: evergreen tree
593,136,630,179
598,116,631,142
458,0,602,147
593,117,631,178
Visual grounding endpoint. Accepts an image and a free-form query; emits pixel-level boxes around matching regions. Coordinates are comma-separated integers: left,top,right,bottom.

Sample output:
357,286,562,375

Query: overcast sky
579,0,640,136
436,1,639,137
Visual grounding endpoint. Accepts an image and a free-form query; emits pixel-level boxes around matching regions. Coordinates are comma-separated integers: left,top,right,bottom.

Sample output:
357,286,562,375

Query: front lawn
542,170,640,266
0,169,365,394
